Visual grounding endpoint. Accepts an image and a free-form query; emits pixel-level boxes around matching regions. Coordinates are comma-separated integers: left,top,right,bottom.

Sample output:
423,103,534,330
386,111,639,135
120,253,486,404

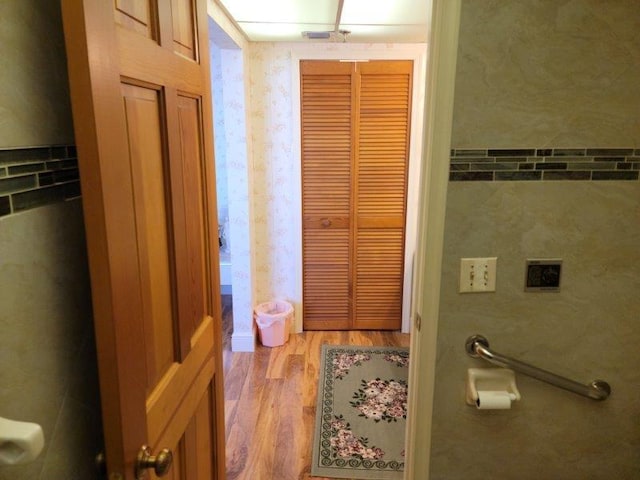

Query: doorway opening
208,18,255,353
207,15,426,479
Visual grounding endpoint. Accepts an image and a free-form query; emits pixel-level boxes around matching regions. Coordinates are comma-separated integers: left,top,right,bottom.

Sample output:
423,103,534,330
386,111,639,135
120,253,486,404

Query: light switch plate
459,257,497,293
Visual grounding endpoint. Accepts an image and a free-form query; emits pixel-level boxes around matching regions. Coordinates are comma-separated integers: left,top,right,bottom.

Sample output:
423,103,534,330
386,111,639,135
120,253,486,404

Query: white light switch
459,257,497,293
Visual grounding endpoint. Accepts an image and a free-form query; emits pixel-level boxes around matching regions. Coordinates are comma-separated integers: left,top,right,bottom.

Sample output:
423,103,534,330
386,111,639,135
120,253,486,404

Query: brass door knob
135,445,173,479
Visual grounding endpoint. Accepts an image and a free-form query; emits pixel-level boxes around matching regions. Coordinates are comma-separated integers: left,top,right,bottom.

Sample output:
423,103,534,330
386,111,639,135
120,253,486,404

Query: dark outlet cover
525,260,562,291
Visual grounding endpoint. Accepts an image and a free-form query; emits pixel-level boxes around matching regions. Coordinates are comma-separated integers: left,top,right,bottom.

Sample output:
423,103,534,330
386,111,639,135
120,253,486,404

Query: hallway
221,297,410,479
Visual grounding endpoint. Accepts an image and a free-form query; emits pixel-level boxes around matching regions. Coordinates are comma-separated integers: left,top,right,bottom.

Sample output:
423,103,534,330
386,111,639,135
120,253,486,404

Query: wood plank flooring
221,296,410,479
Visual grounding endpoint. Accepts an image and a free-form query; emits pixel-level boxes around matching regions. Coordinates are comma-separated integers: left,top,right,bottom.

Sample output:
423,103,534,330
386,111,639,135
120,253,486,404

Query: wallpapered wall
247,43,299,306
429,1,640,478
220,46,256,343
210,44,229,245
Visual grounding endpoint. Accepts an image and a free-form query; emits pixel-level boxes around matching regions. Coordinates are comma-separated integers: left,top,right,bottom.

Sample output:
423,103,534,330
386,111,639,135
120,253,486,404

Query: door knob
95,451,106,476
135,445,173,479
321,218,332,227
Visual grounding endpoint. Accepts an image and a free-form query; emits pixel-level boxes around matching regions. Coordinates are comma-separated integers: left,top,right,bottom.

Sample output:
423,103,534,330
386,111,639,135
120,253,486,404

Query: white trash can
254,300,293,347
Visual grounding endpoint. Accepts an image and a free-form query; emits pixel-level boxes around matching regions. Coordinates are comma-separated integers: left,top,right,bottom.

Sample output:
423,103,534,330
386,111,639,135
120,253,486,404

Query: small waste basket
254,300,293,347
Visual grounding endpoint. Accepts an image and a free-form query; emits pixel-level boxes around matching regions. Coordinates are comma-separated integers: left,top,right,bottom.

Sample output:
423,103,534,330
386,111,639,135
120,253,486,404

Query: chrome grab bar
465,335,611,401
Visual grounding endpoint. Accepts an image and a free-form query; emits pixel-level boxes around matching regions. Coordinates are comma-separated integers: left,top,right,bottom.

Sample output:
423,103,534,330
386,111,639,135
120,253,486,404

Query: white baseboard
231,330,256,352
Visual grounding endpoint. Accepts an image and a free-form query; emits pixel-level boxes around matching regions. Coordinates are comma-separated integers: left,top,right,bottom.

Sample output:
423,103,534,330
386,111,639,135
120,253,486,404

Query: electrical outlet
459,257,497,293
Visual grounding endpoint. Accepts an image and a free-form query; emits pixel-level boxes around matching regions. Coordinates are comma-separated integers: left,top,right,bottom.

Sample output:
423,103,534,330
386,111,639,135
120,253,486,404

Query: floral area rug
311,345,409,479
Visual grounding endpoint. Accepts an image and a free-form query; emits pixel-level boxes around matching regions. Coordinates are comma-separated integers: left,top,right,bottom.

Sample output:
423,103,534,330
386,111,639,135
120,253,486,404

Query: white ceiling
216,0,430,43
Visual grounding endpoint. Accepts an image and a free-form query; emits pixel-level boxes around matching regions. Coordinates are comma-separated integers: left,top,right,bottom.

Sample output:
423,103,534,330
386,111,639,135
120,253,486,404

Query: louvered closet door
353,61,412,329
301,60,412,331
301,61,353,330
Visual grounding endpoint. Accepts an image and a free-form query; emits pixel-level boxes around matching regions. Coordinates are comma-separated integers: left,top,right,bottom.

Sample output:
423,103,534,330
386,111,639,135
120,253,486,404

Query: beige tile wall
431,182,640,479
0,201,101,480
451,0,640,149
430,1,640,478
0,2,100,478
0,2,74,148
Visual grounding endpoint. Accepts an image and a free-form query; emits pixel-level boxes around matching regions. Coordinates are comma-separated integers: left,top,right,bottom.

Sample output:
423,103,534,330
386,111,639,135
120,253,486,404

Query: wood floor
221,296,411,480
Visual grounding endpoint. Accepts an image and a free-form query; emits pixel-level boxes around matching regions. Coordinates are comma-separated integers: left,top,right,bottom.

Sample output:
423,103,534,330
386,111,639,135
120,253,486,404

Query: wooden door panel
171,0,197,59
62,0,224,478
115,0,153,37
121,83,176,389
189,385,215,478
172,93,208,357
152,354,215,454
146,317,214,446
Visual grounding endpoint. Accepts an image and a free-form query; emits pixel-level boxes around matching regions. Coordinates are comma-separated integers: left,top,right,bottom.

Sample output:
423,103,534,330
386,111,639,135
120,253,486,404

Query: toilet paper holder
0,416,45,465
466,368,521,407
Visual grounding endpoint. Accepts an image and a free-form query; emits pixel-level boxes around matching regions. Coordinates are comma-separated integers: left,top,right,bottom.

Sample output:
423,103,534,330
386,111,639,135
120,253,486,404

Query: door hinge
415,313,422,332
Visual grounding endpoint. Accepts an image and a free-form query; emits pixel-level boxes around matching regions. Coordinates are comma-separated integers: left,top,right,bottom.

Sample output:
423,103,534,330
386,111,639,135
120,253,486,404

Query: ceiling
216,0,430,43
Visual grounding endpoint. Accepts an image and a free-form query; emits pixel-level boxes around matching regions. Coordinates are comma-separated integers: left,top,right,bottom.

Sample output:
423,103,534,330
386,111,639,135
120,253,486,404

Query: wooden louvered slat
354,228,404,329
302,228,350,329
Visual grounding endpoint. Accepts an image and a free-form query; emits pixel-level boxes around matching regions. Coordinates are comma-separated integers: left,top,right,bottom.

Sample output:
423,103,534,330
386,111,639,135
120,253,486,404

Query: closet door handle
321,218,332,228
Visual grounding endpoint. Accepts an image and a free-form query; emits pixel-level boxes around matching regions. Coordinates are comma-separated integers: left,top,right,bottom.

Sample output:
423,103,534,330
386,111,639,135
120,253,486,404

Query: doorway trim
291,43,428,334
404,1,462,478
206,2,462,476
208,6,257,352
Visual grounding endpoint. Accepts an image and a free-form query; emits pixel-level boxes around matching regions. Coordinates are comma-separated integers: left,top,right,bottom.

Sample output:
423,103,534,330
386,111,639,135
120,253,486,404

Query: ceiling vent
301,31,332,40
301,29,351,41
302,0,348,41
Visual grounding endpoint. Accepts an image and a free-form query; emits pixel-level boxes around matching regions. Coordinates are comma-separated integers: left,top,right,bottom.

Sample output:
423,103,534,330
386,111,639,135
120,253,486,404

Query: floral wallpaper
208,0,427,345
221,47,256,337
209,23,256,342
210,44,228,252
247,43,298,305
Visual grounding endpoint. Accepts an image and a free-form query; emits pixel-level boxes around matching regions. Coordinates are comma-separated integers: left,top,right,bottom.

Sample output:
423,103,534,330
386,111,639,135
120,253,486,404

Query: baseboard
231,330,256,352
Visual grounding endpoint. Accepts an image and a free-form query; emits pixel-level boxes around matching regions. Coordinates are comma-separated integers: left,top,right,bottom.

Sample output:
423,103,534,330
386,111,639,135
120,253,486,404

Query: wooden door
301,60,412,331
352,61,412,329
300,61,353,330
61,1,225,479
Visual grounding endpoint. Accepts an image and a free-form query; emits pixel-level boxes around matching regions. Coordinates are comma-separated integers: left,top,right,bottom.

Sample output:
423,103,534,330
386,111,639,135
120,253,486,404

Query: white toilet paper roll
475,390,515,410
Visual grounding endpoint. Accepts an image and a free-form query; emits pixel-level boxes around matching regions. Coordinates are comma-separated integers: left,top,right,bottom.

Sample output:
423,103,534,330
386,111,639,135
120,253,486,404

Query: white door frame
404,1,461,478
207,0,462,475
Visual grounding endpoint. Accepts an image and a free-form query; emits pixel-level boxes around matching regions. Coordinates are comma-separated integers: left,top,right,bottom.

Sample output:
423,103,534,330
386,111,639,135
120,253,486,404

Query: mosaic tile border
450,148,640,182
0,145,80,218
